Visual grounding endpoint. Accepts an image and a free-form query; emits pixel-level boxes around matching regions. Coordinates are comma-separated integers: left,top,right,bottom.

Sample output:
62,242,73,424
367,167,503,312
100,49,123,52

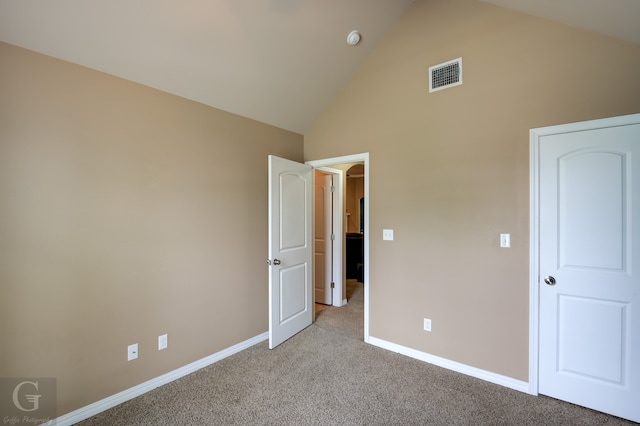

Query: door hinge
330,185,336,193
331,234,335,241
331,282,335,289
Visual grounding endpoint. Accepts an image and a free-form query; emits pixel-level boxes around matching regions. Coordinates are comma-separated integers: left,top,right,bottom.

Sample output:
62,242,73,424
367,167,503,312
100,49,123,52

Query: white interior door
537,118,640,422
314,171,333,305
268,155,313,349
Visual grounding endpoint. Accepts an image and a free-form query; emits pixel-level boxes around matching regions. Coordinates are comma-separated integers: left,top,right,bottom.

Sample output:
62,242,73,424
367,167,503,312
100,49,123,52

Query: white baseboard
368,336,530,394
46,332,269,426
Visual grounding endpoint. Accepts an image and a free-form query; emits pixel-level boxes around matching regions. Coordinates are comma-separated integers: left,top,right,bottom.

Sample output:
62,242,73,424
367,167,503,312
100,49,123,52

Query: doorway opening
308,153,370,342
345,164,365,285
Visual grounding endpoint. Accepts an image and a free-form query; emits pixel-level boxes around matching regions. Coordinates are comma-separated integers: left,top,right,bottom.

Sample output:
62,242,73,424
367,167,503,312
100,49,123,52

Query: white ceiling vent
429,57,462,93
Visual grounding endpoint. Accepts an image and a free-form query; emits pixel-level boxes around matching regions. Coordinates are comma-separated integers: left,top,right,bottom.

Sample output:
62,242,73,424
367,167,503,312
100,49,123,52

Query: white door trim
528,113,640,395
307,153,370,343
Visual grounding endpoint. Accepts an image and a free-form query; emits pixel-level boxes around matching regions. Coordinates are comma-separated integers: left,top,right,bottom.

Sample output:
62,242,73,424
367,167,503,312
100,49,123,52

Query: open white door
534,116,640,422
314,171,333,305
268,155,313,349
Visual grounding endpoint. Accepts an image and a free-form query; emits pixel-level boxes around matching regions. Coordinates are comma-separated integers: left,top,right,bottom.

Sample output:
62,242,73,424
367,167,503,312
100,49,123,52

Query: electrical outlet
423,318,432,332
127,343,138,361
383,229,394,241
158,334,168,350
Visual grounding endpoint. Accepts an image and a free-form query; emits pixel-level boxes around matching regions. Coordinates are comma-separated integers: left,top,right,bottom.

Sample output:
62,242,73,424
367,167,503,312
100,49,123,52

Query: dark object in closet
346,233,364,282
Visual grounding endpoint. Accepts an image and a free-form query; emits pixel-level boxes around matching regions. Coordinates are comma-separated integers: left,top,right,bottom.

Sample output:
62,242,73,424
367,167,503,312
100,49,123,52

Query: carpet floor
77,281,635,425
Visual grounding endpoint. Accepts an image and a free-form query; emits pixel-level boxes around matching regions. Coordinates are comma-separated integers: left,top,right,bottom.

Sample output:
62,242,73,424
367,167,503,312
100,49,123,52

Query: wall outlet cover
127,343,138,361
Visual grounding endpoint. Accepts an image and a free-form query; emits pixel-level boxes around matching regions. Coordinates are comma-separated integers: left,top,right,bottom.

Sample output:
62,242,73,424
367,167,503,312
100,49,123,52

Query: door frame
307,153,370,342
528,113,640,395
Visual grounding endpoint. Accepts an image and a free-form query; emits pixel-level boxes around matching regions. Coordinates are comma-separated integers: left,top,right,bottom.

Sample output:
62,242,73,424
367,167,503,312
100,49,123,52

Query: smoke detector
347,30,361,46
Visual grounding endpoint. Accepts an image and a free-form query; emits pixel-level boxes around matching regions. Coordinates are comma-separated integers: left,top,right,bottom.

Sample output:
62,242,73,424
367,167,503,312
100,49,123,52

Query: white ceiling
1,1,638,134
480,0,640,46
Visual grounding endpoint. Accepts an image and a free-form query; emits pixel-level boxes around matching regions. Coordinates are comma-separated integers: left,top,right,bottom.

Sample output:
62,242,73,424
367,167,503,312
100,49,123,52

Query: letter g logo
12,381,41,412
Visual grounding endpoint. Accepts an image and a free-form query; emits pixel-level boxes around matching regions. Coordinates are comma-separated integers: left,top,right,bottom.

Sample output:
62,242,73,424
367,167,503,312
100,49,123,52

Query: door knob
273,259,281,265
544,276,556,285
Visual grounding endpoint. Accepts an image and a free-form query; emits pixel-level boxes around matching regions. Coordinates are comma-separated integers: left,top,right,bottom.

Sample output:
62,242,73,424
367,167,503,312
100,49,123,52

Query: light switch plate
158,334,168,350
500,233,511,248
423,318,432,331
383,229,394,241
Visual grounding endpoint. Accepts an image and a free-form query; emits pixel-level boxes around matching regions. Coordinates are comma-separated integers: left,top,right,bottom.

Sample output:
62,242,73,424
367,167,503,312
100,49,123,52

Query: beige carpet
77,281,634,425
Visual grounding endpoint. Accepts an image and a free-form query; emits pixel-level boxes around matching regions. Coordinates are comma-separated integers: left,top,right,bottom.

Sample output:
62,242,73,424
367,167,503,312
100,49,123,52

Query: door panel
268,155,313,349
559,151,624,270
558,296,625,382
538,122,640,422
314,172,333,305
280,173,307,249
280,264,307,321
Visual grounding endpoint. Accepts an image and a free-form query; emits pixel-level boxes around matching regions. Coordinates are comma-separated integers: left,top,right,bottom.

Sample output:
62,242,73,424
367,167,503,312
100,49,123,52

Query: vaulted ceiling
1,0,638,134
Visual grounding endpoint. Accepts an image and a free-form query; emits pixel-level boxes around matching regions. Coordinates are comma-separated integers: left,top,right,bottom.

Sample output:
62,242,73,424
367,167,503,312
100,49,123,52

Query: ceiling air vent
429,57,462,93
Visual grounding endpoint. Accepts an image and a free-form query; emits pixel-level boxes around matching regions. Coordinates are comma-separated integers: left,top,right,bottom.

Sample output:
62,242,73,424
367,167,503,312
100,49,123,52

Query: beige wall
0,42,302,415
304,0,640,381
